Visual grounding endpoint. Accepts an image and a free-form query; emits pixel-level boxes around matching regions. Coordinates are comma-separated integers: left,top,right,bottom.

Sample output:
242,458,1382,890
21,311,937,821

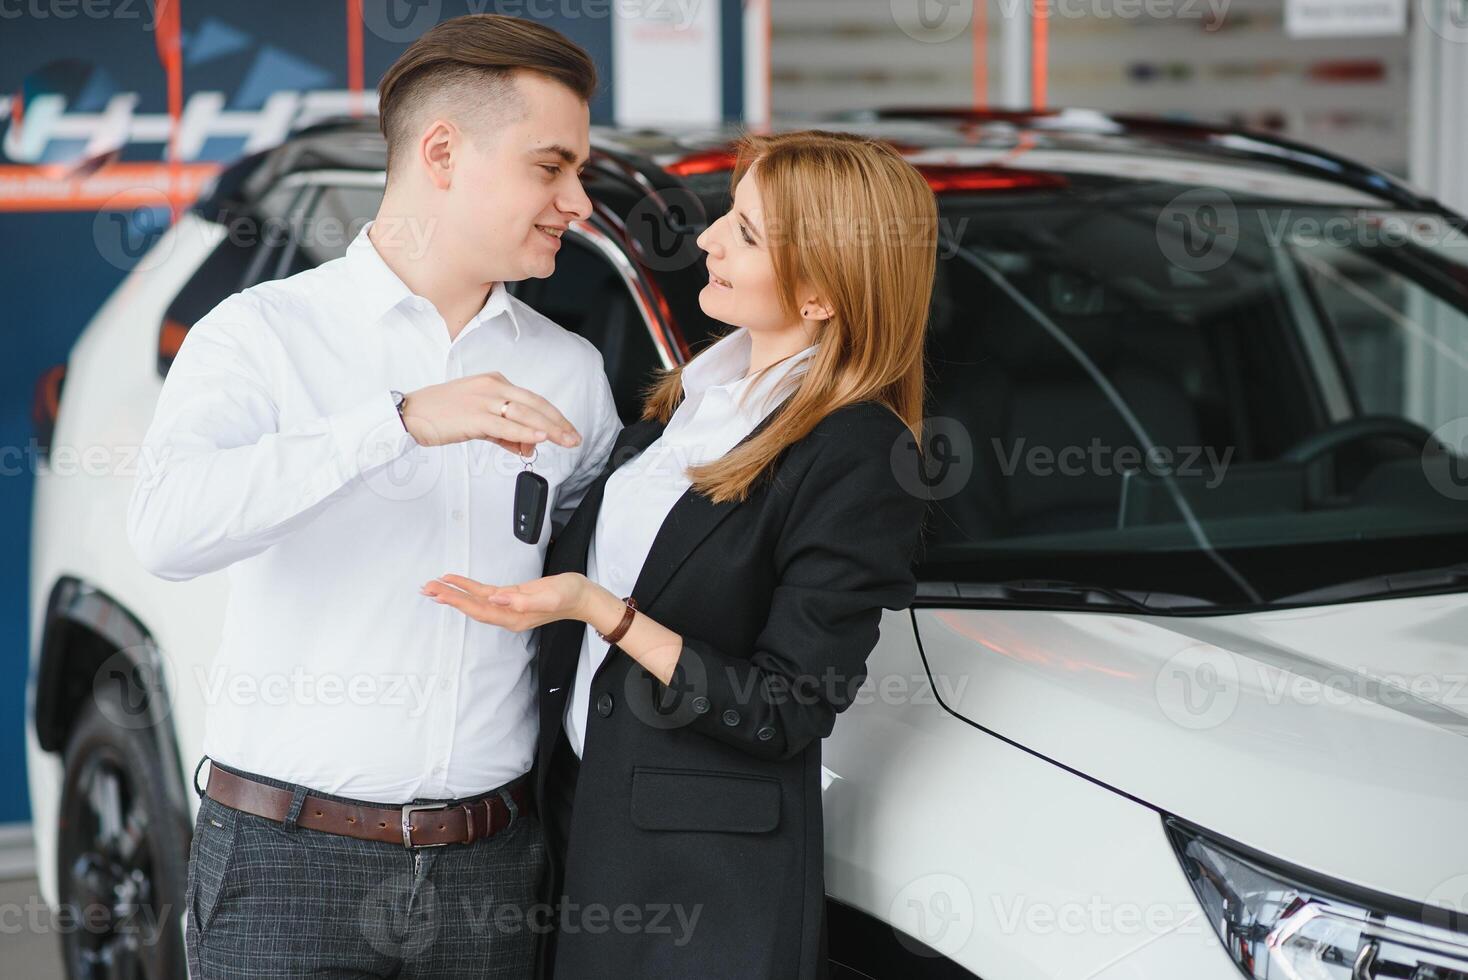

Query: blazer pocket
630,766,781,834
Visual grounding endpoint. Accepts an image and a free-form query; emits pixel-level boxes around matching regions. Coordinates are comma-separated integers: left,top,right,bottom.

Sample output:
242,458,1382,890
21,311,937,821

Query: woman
422,130,936,979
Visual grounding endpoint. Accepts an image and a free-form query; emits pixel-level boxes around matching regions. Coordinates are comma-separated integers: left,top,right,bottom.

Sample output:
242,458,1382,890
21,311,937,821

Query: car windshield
922,189,1468,611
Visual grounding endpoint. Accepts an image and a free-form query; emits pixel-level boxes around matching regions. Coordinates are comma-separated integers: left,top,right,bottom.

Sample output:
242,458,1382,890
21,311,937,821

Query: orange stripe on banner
346,0,365,117
1031,0,1048,109
153,0,185,221
973,0,987,110
0,162,221,212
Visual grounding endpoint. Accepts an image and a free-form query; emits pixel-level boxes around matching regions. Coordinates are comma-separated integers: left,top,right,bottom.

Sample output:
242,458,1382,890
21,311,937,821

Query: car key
513,447,548,544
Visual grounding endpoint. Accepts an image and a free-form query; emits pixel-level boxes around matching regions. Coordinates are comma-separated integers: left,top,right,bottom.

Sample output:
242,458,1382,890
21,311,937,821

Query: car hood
914,591,1468,906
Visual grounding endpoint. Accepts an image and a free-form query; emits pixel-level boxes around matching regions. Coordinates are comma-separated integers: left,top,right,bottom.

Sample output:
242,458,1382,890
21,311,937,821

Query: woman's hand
421,572,594,632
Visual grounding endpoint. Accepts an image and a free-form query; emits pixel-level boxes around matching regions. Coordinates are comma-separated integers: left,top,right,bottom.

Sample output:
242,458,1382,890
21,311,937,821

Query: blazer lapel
593,395,796,682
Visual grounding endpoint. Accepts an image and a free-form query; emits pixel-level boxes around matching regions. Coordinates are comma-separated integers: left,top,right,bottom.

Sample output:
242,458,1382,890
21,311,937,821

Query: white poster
613,0,722,127
1285,0,1407,37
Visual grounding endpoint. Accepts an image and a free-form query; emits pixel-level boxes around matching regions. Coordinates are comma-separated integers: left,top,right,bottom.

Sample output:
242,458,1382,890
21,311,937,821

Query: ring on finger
498,399,512,418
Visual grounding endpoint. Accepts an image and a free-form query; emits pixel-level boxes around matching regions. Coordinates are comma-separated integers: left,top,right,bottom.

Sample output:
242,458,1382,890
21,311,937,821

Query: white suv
28,113,1468,979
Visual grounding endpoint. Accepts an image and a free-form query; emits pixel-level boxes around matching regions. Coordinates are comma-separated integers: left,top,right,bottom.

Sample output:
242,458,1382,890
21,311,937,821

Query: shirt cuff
329,388,417,476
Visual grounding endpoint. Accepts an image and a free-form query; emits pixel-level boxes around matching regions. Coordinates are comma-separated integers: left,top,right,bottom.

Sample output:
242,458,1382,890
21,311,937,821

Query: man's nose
561,178,593,221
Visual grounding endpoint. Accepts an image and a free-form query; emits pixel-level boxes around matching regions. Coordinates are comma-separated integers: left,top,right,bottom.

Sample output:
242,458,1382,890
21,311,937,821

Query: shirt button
756,726,776,741
721,708,740,727
451,509,463,522
596,693,614,717
691,696,711,715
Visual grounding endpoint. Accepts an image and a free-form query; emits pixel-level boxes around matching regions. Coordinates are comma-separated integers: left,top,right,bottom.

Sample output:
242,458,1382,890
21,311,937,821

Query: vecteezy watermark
0,895,174,943
362,0,703,42
1419,0,1468,45
1424,873,1468,935
0,0,161,25
1260,209,1468,251
92,188,177,273
889,873,975,958
990,895,1204,938
891,416,975,502
190,665,446,718
892,0,1234,44
1424,417,1468,501
992,437,1234,488
1155,642,1241,730
92,645,178,731
1156,187,1240,273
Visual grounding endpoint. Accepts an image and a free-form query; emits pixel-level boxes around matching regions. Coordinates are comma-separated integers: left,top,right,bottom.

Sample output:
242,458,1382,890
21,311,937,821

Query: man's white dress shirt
562,326,818,758
127,219,622,802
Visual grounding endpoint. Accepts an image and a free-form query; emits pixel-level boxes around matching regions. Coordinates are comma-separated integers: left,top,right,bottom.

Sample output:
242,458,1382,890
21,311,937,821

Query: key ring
520,447,538,469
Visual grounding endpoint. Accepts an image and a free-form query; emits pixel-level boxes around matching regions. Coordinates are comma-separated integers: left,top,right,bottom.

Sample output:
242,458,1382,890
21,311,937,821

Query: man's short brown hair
376,14,598,180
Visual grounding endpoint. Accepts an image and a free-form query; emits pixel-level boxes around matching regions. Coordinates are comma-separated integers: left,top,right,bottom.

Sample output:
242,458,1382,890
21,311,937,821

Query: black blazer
533,398,927,980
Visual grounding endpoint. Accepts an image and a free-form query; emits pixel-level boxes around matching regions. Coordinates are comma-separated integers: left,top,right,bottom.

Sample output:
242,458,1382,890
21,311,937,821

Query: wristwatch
390,389,408,433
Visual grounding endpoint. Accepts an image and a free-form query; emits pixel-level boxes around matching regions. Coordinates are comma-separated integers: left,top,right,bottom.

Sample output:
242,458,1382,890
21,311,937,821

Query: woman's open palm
421,572,586,631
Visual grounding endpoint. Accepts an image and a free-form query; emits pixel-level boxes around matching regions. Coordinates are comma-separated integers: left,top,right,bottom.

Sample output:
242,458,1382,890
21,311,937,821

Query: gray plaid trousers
184,765,547,979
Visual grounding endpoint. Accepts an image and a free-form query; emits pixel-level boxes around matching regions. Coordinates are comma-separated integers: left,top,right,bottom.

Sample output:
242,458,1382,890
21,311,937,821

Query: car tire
56,684,189,980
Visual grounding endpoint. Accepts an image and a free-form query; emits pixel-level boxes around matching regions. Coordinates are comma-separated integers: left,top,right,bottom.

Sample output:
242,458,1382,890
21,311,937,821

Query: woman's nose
696,222,719,255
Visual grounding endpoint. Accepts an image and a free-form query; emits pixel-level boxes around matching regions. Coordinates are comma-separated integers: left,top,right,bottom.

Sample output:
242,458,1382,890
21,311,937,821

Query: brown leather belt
204,764,534,848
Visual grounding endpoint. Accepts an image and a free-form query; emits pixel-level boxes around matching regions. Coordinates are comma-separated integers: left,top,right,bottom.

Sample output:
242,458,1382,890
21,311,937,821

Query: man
126,14,621,978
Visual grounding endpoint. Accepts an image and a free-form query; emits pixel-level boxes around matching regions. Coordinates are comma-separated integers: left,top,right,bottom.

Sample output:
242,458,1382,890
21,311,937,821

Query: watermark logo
92,188,176,273
363,0,444,42
889,873,975,958
1155,642,1239,730
892,0,974,43
1424,417,1468,501
1156,187,1238,273
892,416,974,501
92,646,177,731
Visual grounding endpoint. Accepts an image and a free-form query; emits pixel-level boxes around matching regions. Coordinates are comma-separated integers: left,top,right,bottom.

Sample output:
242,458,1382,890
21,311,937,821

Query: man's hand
400,372,582,455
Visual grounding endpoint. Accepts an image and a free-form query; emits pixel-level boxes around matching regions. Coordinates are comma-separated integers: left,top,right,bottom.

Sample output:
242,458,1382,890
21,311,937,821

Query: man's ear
420,118,458,191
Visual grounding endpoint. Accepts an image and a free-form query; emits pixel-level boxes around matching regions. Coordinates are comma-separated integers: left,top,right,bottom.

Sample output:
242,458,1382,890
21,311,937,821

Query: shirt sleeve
550,366,622,534
126,294,418,581
651,404,928,761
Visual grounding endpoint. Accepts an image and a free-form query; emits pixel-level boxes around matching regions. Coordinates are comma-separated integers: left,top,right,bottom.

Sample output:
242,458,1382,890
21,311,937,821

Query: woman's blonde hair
642,130,937,504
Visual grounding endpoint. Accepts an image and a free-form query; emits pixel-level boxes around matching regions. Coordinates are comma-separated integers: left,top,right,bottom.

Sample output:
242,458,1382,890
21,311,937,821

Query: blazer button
691,696,711,715
721,708,740,727
756,726,776,741
596,693,614,717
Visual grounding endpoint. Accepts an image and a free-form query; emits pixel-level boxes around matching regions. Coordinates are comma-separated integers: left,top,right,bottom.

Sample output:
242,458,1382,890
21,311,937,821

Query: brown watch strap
597,595,638,645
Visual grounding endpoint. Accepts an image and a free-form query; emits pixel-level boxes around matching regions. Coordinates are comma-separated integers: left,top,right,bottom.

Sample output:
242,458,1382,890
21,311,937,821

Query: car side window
508,236,664,425
158,180,385,376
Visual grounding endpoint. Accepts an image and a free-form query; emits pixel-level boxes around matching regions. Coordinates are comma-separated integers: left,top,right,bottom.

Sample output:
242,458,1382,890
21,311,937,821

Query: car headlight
1165,816,1468,980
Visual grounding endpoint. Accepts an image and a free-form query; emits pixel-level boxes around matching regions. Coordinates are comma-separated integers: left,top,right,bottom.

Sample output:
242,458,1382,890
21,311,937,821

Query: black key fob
513,468,549,544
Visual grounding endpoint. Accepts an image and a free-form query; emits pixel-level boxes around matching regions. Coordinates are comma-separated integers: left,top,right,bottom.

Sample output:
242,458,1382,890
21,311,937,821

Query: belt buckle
401,802,452,848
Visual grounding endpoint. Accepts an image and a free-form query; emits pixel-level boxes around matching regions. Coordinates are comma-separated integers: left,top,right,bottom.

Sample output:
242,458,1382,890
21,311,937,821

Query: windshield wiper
933,578,1217,614
1276,562,1468,605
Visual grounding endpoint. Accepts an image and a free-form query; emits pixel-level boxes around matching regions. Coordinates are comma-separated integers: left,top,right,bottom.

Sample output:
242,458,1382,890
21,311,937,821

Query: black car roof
194,108,1448,225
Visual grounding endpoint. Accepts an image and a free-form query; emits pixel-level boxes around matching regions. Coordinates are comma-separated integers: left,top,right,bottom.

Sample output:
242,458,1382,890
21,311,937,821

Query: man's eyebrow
737,209,762,240
531,144,589,170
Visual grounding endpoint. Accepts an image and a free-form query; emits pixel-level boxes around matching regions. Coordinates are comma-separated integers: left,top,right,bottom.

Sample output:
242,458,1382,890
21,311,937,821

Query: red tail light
665,150,738,177
916,166,1069,193
32,364,65,462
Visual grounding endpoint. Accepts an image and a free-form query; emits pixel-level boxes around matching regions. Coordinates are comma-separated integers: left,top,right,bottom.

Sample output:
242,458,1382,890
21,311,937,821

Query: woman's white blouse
562,327,819,757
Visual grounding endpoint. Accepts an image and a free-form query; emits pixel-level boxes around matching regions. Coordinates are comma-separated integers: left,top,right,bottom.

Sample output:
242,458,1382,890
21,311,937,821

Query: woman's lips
708,270,732,289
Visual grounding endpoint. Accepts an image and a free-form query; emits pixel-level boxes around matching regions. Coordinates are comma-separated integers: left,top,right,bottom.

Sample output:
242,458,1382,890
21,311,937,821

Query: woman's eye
739,224,754,245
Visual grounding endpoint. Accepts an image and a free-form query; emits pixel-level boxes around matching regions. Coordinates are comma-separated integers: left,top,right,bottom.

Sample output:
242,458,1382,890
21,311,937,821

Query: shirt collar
683,327,819,418
345,219,521,340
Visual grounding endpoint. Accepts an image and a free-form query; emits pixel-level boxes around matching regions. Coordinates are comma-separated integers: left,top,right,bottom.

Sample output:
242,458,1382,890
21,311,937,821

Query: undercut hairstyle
376,13,598,182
